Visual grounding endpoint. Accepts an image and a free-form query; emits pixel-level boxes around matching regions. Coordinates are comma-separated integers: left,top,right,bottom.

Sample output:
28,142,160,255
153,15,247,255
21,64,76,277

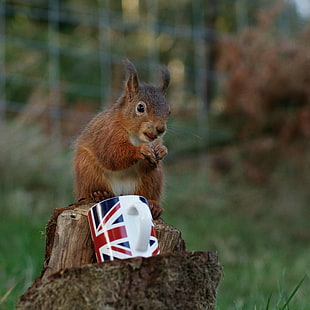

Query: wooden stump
41,201,186,279
17,201,222,309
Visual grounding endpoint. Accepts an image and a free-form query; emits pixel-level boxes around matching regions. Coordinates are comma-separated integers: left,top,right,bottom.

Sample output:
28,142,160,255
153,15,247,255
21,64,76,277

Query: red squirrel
73,59,170,218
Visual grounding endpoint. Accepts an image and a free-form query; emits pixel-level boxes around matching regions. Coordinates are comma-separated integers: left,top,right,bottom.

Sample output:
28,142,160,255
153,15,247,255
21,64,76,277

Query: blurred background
0,0,309,309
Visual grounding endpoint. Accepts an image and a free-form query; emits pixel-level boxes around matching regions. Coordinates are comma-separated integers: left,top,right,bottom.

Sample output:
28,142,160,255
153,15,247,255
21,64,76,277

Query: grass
0,214,46,309
0,121,309,309
163,155,309,310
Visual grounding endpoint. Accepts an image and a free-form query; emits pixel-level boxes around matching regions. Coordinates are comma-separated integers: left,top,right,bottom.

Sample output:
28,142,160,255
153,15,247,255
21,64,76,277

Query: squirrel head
116,59,171,145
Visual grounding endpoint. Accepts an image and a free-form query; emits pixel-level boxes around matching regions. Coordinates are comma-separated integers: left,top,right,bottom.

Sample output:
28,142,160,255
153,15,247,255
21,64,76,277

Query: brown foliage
216,7,310,183
217,14,310,143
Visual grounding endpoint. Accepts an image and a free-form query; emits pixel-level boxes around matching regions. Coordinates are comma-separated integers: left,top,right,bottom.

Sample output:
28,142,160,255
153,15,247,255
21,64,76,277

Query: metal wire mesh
0,0,301,140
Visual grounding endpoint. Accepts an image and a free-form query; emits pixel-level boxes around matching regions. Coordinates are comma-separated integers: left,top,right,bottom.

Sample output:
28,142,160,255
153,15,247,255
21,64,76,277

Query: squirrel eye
136,102,146,114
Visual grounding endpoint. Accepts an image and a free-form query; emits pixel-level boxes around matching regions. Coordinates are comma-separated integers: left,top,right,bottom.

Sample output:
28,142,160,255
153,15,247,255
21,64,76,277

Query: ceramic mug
88,195,160,262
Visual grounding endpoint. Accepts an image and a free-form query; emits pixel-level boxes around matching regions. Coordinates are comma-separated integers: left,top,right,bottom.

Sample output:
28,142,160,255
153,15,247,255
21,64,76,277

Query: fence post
48,0,61,138
0,1,6,121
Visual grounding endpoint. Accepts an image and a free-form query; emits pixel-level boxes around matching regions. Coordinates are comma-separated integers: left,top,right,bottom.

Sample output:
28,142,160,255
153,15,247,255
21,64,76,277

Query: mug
88,195,160,262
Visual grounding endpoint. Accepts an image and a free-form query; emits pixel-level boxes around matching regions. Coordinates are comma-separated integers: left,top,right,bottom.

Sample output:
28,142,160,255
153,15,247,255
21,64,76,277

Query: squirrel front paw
139,144,158,168
152,144,168,161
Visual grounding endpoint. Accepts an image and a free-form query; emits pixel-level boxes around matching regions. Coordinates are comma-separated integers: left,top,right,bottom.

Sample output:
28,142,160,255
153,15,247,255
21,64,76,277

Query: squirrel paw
152,144,168,161
139,144,158,168
90,191,113,202
148,200,164,219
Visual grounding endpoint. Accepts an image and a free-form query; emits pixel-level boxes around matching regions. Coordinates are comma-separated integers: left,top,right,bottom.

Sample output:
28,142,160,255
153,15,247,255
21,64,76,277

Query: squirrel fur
73,59,170,218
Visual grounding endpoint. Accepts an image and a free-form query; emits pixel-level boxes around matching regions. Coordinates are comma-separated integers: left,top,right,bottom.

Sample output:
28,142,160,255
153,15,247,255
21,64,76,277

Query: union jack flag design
88,197,159,262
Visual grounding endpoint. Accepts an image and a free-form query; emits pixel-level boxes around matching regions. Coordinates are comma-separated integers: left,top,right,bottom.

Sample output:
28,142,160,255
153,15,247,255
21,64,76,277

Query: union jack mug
88,195,160,262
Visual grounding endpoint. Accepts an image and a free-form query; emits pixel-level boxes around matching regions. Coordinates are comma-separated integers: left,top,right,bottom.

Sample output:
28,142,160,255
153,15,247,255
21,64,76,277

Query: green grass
163,158,309,310
0,121,309,309
0,214,46,309
0,122,74,309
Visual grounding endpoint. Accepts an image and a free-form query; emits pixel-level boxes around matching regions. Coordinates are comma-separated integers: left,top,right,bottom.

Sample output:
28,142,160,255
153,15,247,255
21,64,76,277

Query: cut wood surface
17,201,222,310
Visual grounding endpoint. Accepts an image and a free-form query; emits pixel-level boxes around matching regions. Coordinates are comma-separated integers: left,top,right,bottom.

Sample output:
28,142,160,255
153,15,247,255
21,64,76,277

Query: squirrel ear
158,66,170,94
123,59,139,101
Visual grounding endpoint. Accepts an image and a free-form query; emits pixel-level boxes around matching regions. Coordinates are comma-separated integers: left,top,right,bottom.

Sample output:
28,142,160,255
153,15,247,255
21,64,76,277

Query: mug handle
127,203,152,252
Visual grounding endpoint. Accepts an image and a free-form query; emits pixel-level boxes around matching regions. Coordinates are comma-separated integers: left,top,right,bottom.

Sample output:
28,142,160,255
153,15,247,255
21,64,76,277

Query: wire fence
0,0,304,141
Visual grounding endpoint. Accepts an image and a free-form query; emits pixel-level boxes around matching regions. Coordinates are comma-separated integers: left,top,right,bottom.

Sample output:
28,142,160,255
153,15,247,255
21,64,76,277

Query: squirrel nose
156,125,166,135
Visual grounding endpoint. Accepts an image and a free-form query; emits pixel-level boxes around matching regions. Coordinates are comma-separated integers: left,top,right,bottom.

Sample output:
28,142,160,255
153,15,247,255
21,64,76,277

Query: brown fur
73,59,170,218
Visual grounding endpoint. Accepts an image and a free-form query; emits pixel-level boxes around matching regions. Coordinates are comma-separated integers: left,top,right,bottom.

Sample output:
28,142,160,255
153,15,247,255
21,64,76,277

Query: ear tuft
158,66,170,94
123,59,139,101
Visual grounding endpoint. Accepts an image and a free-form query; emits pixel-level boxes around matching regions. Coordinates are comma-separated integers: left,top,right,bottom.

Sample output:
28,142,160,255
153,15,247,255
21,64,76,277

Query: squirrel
73,59,170,218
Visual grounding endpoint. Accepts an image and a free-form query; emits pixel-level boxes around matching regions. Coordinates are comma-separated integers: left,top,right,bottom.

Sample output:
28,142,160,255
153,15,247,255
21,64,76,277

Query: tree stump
17,201,222,309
